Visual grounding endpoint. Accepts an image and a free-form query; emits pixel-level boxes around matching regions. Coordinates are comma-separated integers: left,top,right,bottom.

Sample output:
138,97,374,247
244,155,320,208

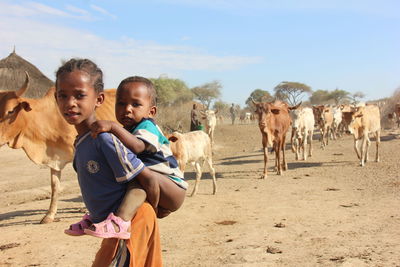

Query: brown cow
0,72,116,223
312,105,333,149
252,99,292,178
348,104,381,166
167,131,217,196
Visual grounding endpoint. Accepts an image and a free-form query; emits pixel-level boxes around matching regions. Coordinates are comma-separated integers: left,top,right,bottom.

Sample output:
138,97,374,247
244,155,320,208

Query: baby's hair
117,76,157,106
55,58,104,93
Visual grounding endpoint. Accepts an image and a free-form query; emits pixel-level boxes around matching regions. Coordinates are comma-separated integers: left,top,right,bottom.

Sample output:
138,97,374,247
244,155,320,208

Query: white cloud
90,4,117,19
153,0,400,18
0,1,69,17
65,5,90,16
0,16,261,88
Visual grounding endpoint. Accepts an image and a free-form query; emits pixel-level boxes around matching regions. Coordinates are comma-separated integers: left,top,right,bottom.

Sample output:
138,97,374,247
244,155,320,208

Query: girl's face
55,70,104,135
115,82,156,129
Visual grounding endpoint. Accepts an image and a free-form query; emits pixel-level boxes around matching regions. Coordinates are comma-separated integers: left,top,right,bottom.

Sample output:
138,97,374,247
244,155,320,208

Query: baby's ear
149,106,157,117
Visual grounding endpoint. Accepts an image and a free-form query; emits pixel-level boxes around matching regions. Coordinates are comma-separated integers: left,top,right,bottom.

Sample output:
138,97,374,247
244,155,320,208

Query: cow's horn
15,71,30,97
251,97,258,105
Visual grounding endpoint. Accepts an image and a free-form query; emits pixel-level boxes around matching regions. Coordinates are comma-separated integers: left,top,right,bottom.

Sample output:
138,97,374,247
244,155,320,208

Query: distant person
190,103,202,131
230,103,236,125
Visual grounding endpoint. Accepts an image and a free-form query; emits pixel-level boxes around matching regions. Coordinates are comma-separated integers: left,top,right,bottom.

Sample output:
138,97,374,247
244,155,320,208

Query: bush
156,102,194,134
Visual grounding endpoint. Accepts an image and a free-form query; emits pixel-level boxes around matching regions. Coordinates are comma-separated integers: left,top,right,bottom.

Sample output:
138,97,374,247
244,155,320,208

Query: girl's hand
90,120,115,138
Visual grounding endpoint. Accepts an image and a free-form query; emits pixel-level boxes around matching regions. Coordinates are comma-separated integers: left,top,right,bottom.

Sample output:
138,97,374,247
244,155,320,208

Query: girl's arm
90,120,146,154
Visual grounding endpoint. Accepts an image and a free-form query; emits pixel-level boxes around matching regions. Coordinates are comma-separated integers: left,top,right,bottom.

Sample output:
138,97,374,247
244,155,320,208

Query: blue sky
0,0,399,106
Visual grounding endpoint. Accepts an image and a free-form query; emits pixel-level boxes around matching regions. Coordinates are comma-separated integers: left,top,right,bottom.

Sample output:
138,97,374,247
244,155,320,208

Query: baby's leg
116,180,146,222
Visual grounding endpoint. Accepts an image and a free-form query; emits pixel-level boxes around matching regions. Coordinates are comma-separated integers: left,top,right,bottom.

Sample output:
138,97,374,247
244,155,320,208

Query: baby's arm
90,120,146,154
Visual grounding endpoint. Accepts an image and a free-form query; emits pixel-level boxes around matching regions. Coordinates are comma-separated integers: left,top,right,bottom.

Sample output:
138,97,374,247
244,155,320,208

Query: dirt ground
0,123,399,267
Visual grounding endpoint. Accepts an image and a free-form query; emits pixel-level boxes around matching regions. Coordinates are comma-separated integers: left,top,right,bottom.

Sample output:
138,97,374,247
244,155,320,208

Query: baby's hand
90,120,114,138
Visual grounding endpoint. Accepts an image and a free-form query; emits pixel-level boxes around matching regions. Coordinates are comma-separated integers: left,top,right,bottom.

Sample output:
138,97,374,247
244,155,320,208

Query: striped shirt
73,132,145,223
131,118,188,190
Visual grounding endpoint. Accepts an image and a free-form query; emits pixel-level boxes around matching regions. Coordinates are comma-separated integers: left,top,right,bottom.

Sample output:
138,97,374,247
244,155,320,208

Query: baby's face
115,82,155,129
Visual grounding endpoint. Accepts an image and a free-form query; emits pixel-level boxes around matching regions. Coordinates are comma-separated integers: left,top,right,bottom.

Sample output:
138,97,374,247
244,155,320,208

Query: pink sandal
84,212,131,239
64,213,92,236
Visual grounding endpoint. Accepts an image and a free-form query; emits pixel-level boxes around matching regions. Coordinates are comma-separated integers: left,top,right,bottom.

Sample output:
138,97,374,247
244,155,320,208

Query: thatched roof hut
0,50,54,98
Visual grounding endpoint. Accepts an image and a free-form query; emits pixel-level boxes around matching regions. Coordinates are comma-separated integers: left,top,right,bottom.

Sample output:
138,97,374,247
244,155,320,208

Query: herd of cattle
0,73,399,224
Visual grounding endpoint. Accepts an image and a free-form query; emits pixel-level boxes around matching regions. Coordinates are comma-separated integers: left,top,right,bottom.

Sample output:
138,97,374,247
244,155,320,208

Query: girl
57,59,186,239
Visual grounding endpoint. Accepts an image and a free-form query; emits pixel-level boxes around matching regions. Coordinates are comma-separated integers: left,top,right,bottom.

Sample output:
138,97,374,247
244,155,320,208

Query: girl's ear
149,106,157,117
96,92,105,107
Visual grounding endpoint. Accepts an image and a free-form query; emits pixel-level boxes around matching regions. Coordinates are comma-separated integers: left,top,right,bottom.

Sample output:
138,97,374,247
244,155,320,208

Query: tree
150,76,193,106
309,90,330,104
274,81,312,106
349,91,365,105
191,80,222,109
213,100,230,114
329,88,350,105
245,89,272,108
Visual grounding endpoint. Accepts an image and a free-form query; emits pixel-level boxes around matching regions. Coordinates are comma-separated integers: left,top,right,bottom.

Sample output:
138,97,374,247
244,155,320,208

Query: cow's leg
276,141,282,175
360,136,368,167
41,168,61,224
353,139,361,160
326,126,330,145
282,136,287,171
290,128,296,153
302,132,308,161
296,139,300,160
365,135,371,163
262,144,268,179
274,143,279,171
205,157,217,195
320,128,325,149
190,162,203,197
308,130,313,158
375,130,380,162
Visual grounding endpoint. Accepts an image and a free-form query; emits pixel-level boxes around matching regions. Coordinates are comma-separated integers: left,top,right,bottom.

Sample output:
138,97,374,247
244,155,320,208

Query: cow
0,72,116,223
239,112,251,124
244,112,251,124
340,104,356,134
167,131,217,196
347,104,381,166
200,109,218,145
252,99,292,178
250,113,256,123
331,106,343,139
289,106,314,161
312,105,333,149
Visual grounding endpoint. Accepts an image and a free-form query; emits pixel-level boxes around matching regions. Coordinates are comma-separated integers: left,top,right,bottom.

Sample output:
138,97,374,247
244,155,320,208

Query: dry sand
1,123,399,266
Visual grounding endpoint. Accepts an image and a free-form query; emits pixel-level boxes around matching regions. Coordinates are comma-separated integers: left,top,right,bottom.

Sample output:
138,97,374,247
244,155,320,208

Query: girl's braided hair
55,58,104,92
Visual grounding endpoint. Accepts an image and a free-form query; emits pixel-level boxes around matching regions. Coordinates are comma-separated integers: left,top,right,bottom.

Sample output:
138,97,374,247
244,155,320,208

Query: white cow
289,106,315,160
200,109,218,145
331,106,343,139
167,131,217,196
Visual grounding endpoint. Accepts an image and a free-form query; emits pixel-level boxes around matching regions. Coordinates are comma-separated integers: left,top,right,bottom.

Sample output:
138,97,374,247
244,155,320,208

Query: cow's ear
271,109,280,114
21,101,32,112
289,102,301,110
214,109,219,114
168,136,178,142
